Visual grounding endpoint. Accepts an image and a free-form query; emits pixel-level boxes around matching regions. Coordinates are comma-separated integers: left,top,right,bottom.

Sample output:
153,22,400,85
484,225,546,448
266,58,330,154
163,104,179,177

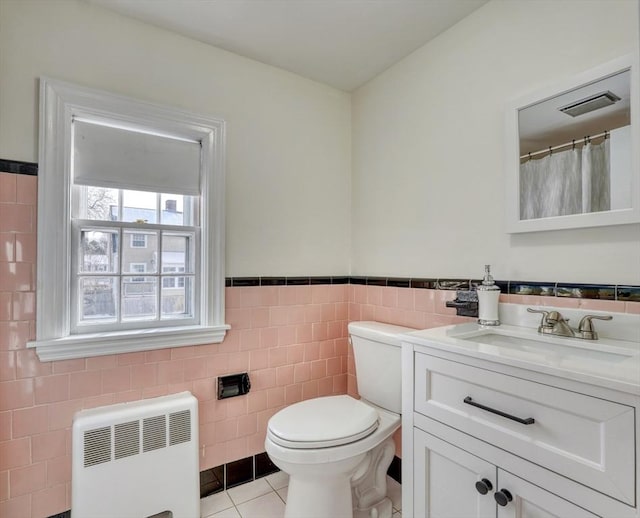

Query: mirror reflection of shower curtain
520,140,610,219
582,139,610,213
520,148,581,219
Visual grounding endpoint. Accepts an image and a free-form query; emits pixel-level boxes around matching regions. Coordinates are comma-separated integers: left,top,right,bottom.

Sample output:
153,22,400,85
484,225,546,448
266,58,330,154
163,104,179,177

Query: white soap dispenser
477,265,500,326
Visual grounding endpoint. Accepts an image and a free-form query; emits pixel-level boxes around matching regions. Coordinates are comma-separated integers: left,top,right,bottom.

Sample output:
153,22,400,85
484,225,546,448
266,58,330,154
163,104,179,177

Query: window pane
123,230,158,274
161,193,196,226
80,229,119,273
79,277,118,323
122,277,157,321
161,276,193,319
162,232,194,274
80,186,119,221
122,190,157,223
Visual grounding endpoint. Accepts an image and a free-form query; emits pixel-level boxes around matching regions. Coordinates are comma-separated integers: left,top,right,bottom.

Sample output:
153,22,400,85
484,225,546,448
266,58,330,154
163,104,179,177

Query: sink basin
457,329,637,362
451,326,640,364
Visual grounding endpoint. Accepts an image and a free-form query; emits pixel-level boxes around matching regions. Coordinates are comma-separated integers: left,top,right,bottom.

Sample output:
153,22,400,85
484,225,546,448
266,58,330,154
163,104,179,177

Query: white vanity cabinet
414,428,599,518
401,322,640,518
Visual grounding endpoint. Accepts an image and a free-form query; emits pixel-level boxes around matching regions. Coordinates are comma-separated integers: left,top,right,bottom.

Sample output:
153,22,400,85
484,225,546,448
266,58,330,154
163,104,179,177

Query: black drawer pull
463,396,535,425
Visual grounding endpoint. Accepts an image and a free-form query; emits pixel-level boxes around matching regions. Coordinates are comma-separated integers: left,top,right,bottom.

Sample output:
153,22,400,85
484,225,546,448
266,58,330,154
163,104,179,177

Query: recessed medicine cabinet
505,54,640,233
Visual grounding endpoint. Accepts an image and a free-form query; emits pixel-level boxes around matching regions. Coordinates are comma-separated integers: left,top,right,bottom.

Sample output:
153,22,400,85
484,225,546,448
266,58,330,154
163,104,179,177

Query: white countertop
401,318,640,395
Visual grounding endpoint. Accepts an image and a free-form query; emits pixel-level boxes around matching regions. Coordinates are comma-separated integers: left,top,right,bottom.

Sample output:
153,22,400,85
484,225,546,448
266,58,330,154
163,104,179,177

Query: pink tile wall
0,172,350,517
346,284,476,398
1,170,638,517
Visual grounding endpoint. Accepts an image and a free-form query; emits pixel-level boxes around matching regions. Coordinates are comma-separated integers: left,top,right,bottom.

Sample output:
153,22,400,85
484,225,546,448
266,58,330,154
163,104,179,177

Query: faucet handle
527,308,551,330
577,314,613,340
545,310,568,324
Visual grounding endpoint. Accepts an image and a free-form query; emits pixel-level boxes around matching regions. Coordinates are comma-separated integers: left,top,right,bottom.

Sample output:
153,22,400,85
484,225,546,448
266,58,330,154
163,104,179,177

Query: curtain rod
520,130,609,160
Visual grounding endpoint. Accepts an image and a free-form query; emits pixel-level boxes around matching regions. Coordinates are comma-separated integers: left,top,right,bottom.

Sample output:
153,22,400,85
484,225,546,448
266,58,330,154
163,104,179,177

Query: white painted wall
0,0,351,277
352,0,640,284
2,0,639,284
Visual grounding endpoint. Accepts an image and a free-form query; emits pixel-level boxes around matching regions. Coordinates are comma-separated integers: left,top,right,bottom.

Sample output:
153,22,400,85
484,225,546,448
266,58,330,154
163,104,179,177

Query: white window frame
29,78,228,361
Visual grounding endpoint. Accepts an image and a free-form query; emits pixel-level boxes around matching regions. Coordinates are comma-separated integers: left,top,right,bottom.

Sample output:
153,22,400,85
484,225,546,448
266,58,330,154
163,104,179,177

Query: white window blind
73,119,202,196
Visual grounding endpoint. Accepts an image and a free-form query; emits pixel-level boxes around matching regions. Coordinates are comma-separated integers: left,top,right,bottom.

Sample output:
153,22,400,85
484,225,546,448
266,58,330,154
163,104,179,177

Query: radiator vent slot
114,420,140,460
169,410,191,446
84,426,111,467
143,415,166,452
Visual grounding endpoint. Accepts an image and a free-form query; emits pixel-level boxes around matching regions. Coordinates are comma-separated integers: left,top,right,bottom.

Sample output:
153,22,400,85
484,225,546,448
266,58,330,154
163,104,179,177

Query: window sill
27,324,230,361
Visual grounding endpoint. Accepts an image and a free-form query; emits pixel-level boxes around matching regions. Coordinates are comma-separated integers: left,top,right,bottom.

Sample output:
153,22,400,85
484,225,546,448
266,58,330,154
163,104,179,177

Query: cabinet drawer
414,353,636,505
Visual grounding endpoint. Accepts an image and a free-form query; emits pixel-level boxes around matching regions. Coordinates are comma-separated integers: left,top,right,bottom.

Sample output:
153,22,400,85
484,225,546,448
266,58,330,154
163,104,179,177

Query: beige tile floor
200,472,402,518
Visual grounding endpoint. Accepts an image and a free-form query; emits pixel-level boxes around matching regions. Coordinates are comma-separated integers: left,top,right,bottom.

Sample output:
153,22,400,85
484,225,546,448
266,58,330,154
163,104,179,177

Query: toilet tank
348,321,414,414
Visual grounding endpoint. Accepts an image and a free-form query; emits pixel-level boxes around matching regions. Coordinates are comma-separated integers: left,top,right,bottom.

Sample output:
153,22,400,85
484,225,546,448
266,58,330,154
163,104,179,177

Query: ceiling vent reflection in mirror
559,91,622,118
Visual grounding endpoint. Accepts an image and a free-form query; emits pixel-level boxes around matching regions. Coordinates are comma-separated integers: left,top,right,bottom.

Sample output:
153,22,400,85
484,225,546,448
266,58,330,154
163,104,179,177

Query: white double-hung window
30,79,228,361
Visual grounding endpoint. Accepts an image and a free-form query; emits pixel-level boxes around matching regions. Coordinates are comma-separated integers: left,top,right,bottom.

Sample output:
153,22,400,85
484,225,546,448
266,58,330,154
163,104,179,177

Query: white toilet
265,321,412,518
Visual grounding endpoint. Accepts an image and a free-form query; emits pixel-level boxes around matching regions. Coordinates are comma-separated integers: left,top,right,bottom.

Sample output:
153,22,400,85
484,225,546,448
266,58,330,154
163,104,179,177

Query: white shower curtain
520,139,610,220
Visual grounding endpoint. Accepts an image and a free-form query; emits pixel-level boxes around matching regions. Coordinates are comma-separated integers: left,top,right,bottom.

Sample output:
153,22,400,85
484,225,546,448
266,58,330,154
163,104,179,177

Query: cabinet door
496,470,600,518
414,428,496,518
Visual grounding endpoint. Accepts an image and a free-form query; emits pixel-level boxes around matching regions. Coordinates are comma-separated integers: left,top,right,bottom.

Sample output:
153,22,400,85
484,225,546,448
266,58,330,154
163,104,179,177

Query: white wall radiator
72,392,199,518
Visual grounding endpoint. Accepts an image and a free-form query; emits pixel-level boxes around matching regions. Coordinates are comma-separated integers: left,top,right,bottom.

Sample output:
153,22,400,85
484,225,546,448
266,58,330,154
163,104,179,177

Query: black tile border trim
228,276,353,287
226,276,639,301
556,283,616,300
0,158,38,176
48,453,401,517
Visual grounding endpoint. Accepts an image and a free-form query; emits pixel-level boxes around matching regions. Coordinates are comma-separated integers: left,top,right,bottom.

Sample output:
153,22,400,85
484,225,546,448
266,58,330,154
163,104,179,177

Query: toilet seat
267,395,379,449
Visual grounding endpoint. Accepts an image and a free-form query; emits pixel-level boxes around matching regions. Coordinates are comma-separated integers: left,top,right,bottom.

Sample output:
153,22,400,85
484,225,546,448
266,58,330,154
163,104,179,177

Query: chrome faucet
527,308,612,340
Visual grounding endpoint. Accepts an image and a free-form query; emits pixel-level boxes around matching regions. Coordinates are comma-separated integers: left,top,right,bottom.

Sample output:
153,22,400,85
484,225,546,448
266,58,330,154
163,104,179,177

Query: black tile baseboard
255,452,279,478
200,453,401,497
226,456,254,489
388,455,402,484
199,452,283,499
200,464,224,498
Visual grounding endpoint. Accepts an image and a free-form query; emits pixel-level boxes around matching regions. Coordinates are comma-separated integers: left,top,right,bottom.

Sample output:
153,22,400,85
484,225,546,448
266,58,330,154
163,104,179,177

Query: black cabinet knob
494,489,513,507
475,478,493,495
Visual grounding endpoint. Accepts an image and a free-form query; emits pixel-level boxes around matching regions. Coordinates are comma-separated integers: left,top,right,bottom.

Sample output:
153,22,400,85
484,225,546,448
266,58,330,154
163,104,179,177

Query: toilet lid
267,395,379,449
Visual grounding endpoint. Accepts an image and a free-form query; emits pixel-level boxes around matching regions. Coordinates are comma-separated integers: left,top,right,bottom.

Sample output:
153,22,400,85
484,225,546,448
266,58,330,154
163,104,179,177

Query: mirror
505,54,640,233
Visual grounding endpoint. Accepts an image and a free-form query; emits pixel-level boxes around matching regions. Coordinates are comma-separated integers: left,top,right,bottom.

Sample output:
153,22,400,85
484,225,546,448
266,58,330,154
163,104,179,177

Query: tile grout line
206,477,402,518
221,476,284,518
266,476,287,506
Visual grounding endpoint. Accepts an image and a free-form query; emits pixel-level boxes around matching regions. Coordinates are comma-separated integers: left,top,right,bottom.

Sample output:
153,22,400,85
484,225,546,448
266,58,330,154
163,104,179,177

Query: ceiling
85,0,488,91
